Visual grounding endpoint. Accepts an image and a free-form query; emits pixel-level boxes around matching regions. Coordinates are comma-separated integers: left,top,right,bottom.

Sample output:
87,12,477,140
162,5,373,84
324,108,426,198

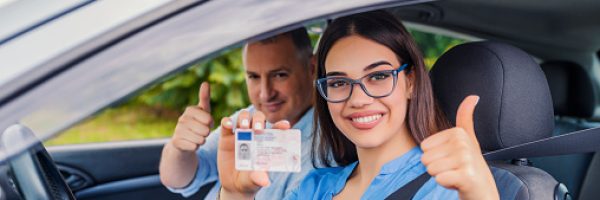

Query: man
159,28,315,199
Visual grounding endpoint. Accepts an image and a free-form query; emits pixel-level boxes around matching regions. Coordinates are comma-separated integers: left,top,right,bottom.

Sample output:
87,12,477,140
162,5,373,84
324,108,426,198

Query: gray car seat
431,41,567,199
530,60,597,199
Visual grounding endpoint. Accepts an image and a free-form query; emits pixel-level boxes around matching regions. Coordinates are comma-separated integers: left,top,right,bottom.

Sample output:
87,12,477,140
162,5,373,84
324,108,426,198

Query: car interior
0,0,599,200
532,60,599,199
396,1,600,199
432,41,565,199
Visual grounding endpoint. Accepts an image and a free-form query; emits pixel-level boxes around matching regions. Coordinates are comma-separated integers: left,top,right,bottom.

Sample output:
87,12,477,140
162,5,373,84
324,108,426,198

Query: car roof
392,0,600,117
402,0,600,53
397,0,600,68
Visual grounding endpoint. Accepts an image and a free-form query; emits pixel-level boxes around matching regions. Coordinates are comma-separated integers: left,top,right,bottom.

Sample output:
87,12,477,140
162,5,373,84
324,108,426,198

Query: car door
47,140,213,199
0,1,415,199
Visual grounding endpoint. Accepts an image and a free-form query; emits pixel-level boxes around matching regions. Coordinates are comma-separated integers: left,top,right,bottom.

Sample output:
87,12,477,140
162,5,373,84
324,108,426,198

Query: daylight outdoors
44,29,465,146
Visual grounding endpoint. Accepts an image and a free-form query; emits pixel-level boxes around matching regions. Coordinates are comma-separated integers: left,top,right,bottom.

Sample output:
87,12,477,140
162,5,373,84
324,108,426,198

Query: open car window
0,0,419,162
43,21,469,146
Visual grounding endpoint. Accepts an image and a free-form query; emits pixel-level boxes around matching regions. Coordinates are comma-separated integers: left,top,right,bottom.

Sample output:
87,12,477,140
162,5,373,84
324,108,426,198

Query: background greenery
44,28,465,146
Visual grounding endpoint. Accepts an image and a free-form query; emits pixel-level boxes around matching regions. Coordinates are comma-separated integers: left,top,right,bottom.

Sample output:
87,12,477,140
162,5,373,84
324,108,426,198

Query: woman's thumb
456,95,480,143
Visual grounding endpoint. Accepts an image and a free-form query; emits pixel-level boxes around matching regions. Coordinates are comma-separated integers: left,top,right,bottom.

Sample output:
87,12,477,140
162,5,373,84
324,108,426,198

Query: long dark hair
312,11,451,167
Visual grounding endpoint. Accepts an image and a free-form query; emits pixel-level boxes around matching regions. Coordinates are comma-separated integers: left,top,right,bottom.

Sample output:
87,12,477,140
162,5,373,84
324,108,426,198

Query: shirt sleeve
166,126,222,197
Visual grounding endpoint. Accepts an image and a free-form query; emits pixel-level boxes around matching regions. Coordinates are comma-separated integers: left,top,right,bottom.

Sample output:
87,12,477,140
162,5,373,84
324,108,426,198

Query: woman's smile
346,111,386,130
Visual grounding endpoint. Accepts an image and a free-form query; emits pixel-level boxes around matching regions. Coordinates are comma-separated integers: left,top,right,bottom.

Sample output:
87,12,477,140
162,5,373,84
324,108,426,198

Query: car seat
430,41,569,199
530,60,597,199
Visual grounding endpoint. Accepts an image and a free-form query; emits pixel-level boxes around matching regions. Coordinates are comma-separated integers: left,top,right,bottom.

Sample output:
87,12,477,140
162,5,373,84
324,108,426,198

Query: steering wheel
2,124,75,200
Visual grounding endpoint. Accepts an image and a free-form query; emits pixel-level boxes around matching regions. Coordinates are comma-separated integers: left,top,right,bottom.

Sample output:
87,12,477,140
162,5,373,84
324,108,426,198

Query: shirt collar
292,107,314,138
330,146,423,195
250,106,313,133
333,161,358,195
379,147,423,175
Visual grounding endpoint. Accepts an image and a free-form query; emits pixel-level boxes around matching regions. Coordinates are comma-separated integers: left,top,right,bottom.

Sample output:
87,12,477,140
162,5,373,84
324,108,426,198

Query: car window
4,0,392,159
44,47,248,146
407,27,469,69
44,23,326,146
44,23,467,146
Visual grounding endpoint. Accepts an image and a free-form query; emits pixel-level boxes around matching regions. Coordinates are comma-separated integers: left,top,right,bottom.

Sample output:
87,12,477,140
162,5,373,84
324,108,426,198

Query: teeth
352,114,382,123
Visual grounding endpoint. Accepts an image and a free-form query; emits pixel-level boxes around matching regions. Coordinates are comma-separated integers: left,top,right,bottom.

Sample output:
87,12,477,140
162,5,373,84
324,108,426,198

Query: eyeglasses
316,63,409,103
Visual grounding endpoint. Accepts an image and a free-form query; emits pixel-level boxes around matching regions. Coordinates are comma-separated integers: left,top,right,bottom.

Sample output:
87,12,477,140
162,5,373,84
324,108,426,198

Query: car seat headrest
431,41,554,152
541,60,595,118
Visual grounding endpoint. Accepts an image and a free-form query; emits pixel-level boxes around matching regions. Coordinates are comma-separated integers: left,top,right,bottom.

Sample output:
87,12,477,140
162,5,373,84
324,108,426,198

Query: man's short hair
249,27,313,66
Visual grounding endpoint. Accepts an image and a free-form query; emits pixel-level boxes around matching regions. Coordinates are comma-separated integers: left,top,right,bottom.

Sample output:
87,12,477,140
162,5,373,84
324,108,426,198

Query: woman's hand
216,110,291,199
421,96,499,200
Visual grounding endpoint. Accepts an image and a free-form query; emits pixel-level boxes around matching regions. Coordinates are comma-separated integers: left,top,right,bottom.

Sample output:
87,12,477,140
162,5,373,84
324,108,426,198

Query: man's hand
217,110,291,199
421,95,499,200
159,82,213,189
171,82,213,152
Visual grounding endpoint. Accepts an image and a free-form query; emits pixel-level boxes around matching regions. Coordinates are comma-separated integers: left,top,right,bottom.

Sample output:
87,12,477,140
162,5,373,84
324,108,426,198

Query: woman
216,11,499,200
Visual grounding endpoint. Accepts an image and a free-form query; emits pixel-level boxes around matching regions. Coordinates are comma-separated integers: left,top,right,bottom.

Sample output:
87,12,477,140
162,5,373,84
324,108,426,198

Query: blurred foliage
125,30,324,126
132,28,463,114
47,27,466,146
408,29,465,69
131,48,250,126
45,105,178,146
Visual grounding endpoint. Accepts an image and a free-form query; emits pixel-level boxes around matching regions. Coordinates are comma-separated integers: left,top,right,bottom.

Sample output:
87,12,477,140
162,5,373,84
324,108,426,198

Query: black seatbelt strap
385,172,431,200
384,124,600,199
483,126,600,160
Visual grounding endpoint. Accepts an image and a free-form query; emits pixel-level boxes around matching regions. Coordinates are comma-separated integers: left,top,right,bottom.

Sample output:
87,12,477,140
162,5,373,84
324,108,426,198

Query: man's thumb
198,82,211,112
456,95,479,142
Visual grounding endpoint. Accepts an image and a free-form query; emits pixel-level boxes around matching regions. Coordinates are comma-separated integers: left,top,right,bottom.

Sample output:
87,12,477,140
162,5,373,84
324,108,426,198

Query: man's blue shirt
167,106,315,200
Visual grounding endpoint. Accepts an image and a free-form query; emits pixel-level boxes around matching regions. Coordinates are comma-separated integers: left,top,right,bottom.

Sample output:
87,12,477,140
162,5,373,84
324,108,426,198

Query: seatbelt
383,126,600,199
483,126,600,160
385,172,431,200
384,126,600,199
578,153,600,200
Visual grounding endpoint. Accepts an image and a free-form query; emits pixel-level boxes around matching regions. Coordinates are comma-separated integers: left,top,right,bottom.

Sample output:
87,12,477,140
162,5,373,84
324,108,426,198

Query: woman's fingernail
241,119,249,127
254,122,263,129
224,120,232,127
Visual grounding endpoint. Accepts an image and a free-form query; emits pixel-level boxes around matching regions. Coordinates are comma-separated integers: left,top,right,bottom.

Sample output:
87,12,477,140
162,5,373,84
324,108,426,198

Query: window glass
407,28,468,69
44,23,326,146
44,47,249,146
45,23,465,146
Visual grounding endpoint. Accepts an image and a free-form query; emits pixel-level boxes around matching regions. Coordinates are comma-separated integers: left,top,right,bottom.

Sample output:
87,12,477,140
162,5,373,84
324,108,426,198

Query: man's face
240,144,249,152
244,36,313,125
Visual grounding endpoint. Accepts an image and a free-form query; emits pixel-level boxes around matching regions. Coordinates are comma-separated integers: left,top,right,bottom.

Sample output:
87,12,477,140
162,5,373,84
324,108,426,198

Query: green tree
133,47,250,126
408,29,465,69
48,26,468,146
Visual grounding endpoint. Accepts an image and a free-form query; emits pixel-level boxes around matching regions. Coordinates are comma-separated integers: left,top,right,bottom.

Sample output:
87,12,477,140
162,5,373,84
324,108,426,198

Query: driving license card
235,129,301,172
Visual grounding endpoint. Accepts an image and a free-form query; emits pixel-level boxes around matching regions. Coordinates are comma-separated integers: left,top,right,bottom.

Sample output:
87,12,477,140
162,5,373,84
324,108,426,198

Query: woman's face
325,35,412,149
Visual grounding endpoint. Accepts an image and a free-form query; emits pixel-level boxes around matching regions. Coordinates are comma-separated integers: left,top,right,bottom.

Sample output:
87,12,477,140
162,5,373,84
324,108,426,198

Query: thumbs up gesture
421,96,499,200
170,82,214,152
